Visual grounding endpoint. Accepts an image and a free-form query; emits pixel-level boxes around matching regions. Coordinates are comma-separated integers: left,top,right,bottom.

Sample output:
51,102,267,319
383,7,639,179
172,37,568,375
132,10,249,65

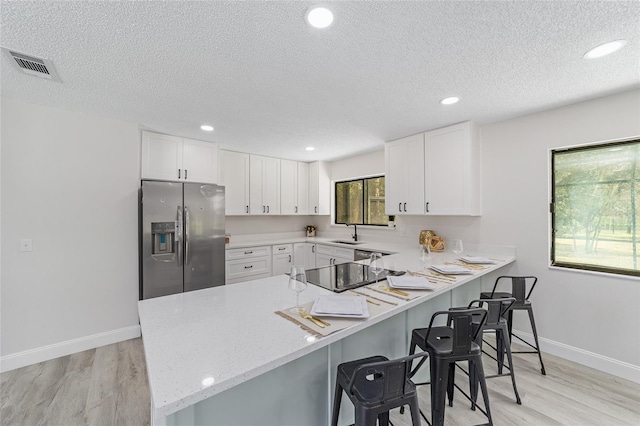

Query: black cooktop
306,262,405,293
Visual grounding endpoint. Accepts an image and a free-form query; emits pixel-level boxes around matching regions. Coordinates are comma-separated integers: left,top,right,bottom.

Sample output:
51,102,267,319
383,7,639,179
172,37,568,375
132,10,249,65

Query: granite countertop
138,242,515,418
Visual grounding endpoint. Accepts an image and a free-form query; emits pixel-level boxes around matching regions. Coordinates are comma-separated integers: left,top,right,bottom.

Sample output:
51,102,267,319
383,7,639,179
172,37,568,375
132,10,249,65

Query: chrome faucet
347,224,358,241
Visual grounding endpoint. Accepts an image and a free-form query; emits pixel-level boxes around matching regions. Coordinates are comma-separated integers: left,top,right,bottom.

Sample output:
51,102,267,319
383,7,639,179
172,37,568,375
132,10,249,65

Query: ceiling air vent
2,47,62,82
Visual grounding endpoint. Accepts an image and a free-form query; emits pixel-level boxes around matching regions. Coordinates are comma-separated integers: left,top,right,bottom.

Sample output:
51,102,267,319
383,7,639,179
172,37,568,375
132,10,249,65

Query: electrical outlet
20,239,33,252
399,228,406,237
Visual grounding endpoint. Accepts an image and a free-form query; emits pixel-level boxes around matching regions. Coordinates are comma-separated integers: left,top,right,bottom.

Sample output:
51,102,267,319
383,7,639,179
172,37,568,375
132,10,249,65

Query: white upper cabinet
219,150,250,215
250,155,280,215
309,161,330,215
424,121,480,215
296,162,310,215
385,134,425,215
141,131,218,184
281,160,310,215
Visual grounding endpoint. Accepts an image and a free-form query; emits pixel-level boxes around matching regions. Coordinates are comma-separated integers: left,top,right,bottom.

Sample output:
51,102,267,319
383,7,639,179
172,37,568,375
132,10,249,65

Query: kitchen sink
330,240,364,245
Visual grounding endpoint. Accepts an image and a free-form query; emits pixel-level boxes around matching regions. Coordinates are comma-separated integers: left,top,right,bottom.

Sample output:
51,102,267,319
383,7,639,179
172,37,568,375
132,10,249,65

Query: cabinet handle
178,169,181,179
288,255,292,262
279,247,286,251
312,245,315,253
315,206,318,213
267,205,270,213
398,202,402,212
426,202,429,213
244,251,253,254
262,206,265,213
246,205,249,213
404,202,407,212
295,206,298,213
185,169,188,180
244,265,253,269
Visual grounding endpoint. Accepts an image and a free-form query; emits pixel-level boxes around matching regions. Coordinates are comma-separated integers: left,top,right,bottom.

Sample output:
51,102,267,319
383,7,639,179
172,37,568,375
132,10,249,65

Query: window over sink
551,138,640,277
335,176,387,226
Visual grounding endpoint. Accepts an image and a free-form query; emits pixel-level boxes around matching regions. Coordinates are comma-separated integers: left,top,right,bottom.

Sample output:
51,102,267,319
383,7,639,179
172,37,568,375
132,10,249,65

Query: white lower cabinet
225,246,272,284
272,244,293,276
293,243,316,270
315,244,354,267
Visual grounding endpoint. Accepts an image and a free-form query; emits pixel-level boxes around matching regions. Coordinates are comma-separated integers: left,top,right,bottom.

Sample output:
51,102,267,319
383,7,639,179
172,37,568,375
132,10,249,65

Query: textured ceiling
1,1,639,161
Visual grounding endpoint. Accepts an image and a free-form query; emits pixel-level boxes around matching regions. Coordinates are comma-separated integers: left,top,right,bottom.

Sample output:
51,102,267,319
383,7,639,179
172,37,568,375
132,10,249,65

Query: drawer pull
278,247,286,251
244,251,253,255
244,265,253,269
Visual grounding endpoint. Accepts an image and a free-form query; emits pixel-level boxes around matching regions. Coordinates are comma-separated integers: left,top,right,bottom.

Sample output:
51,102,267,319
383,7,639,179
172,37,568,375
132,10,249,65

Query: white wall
1,98,141,371
479,90,640,376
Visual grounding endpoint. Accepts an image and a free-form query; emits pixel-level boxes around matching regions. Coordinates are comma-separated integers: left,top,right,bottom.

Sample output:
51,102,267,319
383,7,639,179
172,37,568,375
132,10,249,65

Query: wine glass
419,244,431,270
288,266,308,315
452,239,464,256
369,252,384,285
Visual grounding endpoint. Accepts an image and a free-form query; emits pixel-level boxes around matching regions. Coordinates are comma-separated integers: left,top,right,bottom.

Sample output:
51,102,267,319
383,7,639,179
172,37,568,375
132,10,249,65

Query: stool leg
500,325,522,405
408,396,421,426
527,306,546,375
474,356,493,426
378,410,390,426
331,380,342,426
469,358,478,411
447,362,456,407
430,357,449,426
496,327,505,375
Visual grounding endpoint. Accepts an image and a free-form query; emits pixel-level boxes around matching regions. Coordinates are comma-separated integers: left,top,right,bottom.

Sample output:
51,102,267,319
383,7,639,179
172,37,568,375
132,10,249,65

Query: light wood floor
1,337,639,425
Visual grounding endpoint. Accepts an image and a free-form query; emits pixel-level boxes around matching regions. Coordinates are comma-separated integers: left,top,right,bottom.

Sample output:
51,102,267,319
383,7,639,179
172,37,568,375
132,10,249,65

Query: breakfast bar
138,244,515,426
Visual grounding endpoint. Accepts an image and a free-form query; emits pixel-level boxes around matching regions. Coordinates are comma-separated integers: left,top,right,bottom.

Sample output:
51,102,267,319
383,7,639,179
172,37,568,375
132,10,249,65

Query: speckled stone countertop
138,244,515,419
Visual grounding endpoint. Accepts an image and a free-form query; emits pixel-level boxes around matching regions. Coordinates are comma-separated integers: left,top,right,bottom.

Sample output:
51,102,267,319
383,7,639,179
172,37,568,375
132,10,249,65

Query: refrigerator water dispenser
151,222,175,254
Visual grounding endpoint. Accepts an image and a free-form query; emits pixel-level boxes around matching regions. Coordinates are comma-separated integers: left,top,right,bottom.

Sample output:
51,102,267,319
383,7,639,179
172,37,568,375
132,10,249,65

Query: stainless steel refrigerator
140,180,225,299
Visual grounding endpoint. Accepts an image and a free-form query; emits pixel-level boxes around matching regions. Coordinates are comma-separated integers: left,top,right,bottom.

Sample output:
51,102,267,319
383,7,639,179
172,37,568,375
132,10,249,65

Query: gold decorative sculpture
419,230,445,252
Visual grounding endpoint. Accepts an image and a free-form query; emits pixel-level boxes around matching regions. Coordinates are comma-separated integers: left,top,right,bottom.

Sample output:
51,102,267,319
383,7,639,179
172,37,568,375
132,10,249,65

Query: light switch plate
20,239,33,252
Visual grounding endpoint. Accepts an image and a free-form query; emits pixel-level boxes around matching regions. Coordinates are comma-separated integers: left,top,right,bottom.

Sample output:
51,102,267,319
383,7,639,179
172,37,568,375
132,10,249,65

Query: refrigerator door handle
185,206,191,266
177,205,183,267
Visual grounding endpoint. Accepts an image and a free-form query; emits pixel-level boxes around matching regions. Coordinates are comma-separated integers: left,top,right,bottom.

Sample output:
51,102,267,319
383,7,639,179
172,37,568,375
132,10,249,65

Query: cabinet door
306,244,317,269
219,150,250,215
250,155,280,215
273,253,293,276
280,159,297,215
384,134,424,215
182,138,219,184
424,122,480,215
141,131,183,181
309,161,330,215
296,162,309,215
316,253,333,267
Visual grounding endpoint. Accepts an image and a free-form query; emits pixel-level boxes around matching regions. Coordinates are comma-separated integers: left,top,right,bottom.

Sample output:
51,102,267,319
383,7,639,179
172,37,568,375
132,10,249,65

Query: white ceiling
1,1,639,161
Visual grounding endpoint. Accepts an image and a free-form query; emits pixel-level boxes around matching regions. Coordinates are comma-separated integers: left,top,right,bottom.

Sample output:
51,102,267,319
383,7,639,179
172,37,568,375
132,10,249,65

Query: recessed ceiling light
200,125,214,131
306,6,333,29
305,146,315,151
440,97,459,105
584,40,627,59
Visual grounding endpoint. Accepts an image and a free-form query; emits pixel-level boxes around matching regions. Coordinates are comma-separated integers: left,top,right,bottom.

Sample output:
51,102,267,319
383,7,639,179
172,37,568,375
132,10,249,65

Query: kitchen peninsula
138,241,515,426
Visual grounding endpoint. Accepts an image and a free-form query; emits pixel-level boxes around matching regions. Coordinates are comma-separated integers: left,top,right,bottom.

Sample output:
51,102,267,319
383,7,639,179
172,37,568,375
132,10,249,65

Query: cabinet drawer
272,244,292,254
334,247,354,259
226,271,271,285
226,246,271,260
226,257,271,280
316,244,333,256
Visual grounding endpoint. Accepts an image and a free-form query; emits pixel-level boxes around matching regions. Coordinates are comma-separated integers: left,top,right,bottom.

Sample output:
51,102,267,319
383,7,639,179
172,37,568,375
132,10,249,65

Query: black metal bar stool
464,298,521,407
407,308,493,426
481,275,546,375
331,352,427,426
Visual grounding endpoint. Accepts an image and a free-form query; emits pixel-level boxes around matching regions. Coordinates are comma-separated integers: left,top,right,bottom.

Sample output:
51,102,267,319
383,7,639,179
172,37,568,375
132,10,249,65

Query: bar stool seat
331,353,426,426
480,275,546,375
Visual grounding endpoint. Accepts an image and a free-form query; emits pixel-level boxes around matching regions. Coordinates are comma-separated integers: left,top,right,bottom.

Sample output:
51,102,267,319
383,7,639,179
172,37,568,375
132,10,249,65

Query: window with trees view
335,176,387,226
551,139,640,276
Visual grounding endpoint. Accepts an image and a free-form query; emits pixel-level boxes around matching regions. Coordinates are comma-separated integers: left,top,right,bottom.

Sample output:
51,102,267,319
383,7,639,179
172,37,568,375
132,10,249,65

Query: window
551,139,640,276
335,176,387,226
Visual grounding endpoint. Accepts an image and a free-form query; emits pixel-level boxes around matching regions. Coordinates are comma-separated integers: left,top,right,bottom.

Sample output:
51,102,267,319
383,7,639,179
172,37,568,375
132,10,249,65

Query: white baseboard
513,328,640,384
0,325,141,373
